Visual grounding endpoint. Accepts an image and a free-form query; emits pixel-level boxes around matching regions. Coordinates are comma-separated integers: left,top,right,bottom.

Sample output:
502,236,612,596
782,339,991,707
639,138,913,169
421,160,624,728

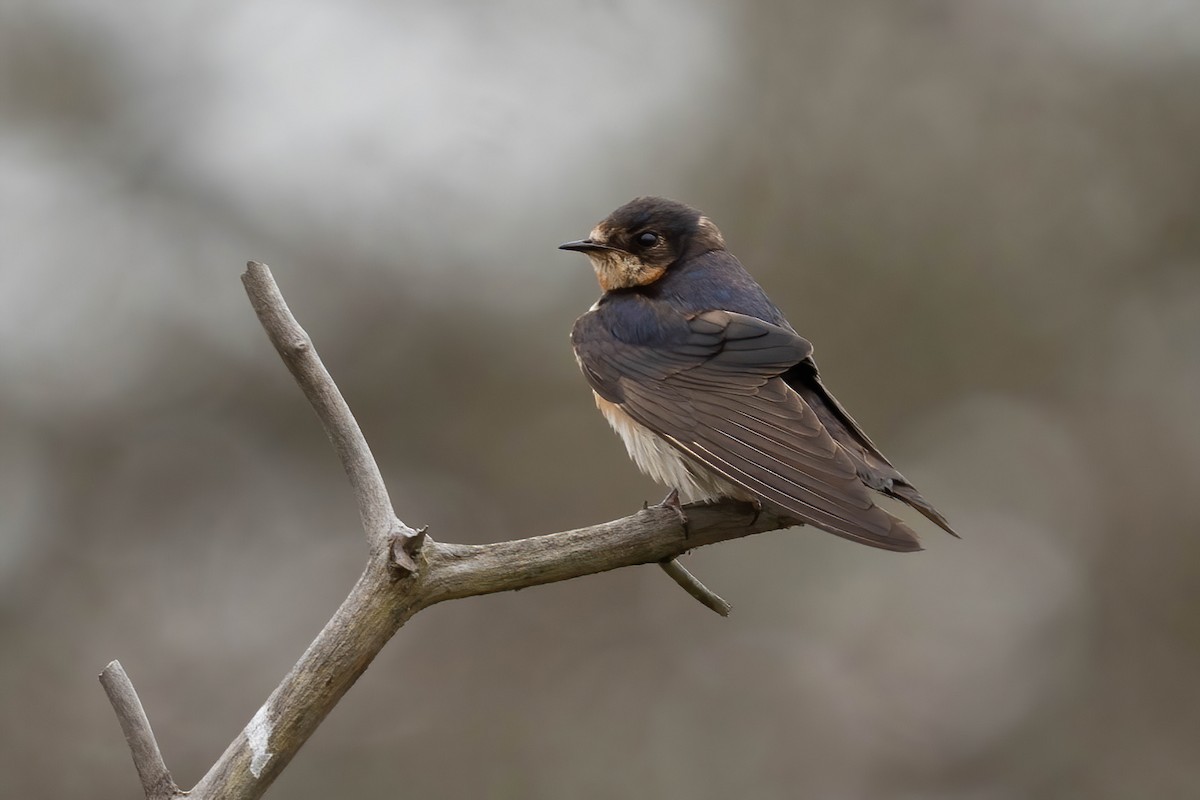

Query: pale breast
593,392,750,503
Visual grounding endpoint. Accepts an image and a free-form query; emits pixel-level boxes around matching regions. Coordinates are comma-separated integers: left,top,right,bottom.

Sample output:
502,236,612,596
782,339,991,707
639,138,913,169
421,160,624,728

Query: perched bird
561,196,956,552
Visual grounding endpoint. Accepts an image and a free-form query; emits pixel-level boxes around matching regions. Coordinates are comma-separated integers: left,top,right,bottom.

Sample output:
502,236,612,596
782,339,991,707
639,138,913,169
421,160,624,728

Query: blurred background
2,1,1199,797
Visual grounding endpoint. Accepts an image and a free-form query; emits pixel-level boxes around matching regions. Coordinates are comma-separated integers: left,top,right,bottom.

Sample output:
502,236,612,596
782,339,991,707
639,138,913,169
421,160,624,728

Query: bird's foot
656,487,690,537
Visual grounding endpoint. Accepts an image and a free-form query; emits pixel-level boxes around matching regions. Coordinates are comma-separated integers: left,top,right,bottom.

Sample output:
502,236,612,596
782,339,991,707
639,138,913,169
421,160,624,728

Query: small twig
658,558,732,616
241,261,421,557
98,660,179,800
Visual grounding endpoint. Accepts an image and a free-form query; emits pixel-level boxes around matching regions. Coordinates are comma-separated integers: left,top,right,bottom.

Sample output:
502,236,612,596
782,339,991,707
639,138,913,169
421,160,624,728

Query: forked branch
99,262,793,800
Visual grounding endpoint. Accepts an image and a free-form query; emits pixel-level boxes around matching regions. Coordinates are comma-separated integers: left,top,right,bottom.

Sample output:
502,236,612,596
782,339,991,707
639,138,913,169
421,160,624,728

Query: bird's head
559,196,726,291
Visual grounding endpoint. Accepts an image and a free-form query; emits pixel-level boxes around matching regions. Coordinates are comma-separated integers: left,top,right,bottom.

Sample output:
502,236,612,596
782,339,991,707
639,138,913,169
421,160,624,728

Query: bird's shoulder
653,249,792,328
571,290,689,351
572,249,791,346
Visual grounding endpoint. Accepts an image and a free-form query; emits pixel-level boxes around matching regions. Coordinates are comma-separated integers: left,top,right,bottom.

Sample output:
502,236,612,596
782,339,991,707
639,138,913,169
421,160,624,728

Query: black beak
559,239,617,253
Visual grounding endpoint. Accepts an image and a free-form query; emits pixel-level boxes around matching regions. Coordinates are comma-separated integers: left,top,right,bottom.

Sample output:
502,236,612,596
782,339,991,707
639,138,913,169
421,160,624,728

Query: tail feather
887,482,959,538
783,360,959,540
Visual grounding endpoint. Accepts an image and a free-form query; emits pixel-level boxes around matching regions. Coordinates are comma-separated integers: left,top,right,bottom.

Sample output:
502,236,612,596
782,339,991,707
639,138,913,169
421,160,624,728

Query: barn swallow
561,196,956,552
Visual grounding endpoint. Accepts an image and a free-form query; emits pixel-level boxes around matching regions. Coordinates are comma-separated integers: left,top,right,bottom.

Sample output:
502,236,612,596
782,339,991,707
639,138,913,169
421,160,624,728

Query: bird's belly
593,393,750,503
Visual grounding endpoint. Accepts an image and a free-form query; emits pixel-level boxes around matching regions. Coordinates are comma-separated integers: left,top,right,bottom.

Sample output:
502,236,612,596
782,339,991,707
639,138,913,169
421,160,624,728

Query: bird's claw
657,487,690,537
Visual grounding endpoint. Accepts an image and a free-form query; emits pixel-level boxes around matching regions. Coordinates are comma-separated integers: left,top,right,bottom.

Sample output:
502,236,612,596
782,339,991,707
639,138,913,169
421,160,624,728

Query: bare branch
189,501,789,799
418,501,788,606
98,661,179,800
241,261,421,556
191,554,419,798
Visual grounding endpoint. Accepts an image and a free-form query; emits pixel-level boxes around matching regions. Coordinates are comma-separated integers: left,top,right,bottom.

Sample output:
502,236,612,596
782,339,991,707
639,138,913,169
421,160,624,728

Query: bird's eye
636,231,659,247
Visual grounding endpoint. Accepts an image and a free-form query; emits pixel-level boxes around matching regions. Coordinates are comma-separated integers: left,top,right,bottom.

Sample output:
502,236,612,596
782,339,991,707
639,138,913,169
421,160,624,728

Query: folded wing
574,308,923,552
